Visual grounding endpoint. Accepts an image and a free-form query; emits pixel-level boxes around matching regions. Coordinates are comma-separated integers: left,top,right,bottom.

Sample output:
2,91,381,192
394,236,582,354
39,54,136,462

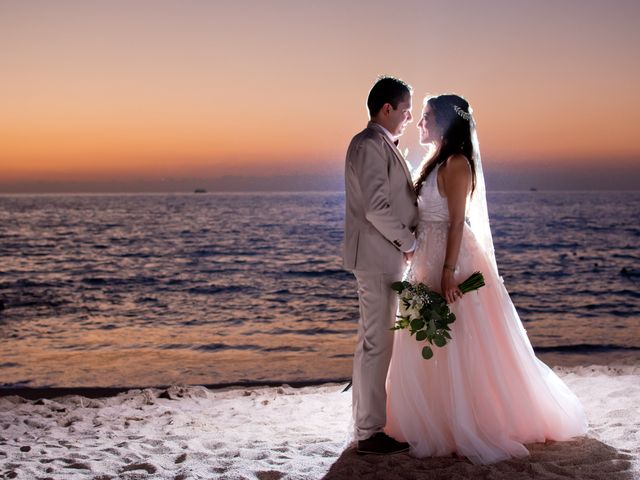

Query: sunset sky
1,0,639,191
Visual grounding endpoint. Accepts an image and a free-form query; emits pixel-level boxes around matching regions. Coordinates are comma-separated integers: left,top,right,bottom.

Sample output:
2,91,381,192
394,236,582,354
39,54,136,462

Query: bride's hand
442,269,462,304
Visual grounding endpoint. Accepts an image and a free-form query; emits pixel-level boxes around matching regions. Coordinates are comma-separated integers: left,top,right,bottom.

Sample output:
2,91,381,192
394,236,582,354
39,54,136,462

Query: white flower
398,290,426,321
407,306,421,320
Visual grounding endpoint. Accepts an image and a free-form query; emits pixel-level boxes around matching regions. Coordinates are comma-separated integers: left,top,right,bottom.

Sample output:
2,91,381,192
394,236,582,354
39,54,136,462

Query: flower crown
453,105,472,121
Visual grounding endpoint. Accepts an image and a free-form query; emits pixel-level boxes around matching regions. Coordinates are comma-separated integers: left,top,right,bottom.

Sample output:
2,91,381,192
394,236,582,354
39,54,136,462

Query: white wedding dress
385,163,588,465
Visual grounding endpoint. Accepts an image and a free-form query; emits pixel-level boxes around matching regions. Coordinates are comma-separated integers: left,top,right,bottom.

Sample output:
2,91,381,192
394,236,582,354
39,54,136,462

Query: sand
0,365,638,479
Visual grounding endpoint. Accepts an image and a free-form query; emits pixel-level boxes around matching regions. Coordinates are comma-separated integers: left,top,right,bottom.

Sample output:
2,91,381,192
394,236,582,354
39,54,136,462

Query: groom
343,76,418,455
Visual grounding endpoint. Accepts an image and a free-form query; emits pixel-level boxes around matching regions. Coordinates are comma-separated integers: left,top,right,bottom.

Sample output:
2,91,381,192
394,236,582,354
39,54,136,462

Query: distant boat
194,188,207,194
529,187,538,191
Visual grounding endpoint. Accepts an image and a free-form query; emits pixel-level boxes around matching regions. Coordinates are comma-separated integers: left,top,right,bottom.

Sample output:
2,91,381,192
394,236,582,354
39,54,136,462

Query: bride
385,94,588,465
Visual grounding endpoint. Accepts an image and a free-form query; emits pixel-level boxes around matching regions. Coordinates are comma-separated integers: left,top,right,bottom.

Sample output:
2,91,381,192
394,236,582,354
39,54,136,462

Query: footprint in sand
119,462,157,474
64,462,91,470
255,470,285,480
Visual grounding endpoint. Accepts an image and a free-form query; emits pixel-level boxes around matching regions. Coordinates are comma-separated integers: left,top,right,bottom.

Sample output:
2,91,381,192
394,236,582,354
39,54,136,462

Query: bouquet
391,272,485,360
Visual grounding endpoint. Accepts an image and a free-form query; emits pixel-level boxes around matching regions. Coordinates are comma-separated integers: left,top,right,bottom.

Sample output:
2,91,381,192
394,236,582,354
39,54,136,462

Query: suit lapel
382,134,414,191
368,123,415,193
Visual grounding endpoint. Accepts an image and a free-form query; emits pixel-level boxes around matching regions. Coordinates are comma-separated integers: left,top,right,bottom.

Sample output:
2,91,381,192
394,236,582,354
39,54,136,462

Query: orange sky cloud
1,0,639,189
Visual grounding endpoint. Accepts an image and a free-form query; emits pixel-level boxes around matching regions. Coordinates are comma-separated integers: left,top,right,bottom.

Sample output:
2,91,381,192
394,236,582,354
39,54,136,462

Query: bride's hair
414,94,477,196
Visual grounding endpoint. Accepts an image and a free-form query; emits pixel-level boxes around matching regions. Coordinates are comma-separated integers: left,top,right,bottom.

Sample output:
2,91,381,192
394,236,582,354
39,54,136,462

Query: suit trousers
352,269,403,441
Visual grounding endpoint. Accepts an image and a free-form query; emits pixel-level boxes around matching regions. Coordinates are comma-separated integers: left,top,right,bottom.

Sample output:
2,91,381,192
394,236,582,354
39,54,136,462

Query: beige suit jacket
343,122,419,273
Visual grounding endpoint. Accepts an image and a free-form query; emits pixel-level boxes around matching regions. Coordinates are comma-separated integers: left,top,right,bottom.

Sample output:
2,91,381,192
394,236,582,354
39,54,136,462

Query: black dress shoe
357,432,410,455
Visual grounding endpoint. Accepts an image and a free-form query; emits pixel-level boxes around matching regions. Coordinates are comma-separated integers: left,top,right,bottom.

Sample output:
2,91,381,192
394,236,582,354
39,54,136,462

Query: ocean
0,191,639,389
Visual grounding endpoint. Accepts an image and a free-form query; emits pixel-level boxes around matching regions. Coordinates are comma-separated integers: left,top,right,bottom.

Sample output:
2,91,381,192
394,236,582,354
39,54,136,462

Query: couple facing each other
343,76,588,464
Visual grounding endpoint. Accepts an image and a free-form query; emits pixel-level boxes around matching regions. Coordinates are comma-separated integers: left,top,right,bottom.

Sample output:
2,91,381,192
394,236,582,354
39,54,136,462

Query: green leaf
442,330,452,339
427,319,436,335
434,335,446,347
391,281,405,293
415,330,428,341
422,346,434,359
410,318,425,331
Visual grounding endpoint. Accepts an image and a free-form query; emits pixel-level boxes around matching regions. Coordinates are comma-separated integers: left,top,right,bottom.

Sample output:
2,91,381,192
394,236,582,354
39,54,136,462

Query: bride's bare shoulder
441,154,471,179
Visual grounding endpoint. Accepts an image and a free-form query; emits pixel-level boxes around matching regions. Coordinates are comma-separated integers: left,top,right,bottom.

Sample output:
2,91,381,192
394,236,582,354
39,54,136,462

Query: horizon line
1,188,639,196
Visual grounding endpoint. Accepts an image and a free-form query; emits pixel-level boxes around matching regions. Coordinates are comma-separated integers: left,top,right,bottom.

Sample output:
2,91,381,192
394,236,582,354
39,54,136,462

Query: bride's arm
441,154,472,304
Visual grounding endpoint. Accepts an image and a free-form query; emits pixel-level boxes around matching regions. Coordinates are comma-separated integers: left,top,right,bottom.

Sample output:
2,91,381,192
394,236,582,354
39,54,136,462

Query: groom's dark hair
367,76,412,118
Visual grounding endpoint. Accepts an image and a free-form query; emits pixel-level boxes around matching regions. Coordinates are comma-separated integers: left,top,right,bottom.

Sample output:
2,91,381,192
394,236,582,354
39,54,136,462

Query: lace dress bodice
417,164,449,225
407,164,472,285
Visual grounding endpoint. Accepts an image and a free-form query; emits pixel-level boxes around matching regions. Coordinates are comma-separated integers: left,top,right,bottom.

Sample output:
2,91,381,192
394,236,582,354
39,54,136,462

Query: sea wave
0,191,638,388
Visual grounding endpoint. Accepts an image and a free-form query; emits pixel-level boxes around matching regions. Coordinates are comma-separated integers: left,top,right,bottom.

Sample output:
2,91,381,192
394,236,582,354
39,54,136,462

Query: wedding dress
385,162,588,465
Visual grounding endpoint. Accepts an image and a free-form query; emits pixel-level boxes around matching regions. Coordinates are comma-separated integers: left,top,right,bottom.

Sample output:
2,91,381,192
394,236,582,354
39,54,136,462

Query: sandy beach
1,365,638,479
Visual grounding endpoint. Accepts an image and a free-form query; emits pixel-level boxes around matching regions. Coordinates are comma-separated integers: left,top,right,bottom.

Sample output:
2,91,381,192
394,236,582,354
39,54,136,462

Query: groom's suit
343,121,418,440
